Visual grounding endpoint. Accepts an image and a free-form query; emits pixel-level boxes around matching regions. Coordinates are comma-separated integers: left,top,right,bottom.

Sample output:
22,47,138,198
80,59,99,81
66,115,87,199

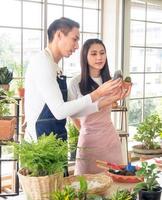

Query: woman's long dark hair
79,38,111,95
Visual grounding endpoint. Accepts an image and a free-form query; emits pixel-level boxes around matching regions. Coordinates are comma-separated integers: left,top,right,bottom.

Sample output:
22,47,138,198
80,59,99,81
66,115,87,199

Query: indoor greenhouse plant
134,161,162,200
0,66,13,91
0,88,17,140
51,176,108,200
133,113,162,157
12,133,68,200
67,120,79,161
16,78,25,98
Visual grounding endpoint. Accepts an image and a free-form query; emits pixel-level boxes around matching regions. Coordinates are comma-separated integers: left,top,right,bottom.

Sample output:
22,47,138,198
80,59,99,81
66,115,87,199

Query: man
25,17,124,142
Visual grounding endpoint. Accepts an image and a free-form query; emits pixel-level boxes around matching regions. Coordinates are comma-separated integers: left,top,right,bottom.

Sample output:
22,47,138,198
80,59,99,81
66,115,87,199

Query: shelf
0,97,20,196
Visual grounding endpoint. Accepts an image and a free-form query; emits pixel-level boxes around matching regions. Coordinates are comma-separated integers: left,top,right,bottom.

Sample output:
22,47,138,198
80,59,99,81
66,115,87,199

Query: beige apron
74,108,123,175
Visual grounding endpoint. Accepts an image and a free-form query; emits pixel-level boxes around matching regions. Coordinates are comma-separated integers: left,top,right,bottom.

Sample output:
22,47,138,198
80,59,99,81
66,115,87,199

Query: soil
108,167,137,176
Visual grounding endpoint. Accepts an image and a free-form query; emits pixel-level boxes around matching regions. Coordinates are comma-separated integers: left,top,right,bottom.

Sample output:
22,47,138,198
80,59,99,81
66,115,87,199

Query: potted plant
67,120,79,161
0,88,17,140
0,66,13,91
133,114,162,157
108,189,136,200
13,64,25,98
16,79,25,98
12,133,68,200
51,176,108,200
134,162,162,200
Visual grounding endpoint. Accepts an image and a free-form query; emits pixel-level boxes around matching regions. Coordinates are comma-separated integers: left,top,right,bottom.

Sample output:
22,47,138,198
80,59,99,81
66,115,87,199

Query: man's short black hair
47,17,80,42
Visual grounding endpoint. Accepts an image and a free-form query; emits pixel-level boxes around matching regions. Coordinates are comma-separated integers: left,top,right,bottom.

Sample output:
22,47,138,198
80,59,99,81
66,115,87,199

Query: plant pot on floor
139,187,162,200
18,170,63,200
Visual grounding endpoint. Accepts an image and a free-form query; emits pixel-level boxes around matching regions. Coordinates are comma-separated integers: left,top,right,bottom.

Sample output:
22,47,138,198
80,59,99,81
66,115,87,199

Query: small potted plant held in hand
134,162,162,200
12,133,68,200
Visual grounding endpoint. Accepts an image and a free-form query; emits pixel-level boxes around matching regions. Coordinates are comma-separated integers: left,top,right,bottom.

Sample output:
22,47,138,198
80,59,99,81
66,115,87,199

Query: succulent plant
124,76,131,83
0,67,13,84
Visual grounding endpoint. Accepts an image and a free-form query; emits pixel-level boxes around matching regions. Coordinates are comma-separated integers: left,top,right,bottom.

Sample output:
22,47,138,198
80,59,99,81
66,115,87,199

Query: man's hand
91,78,122,102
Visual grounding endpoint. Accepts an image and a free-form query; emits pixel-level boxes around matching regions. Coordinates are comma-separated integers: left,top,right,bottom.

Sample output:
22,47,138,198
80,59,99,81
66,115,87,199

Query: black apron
35,75,69,176
35,75,67,141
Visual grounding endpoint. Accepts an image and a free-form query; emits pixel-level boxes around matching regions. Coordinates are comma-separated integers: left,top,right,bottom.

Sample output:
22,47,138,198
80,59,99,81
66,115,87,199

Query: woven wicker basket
18,171,63,200
64,173,112,195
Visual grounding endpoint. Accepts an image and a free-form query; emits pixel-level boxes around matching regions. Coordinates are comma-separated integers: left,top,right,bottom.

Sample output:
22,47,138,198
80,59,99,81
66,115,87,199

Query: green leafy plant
51,176,108,200
0,66,13,84
124,76,131,83
108,189,136,200
12,133,68,176
16,78,24,89
0,88,16,117
134,114,162,149
134,162,160,193
67,120,79,153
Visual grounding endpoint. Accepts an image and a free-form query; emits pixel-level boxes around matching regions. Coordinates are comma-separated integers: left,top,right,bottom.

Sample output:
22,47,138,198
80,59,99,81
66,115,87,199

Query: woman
68,39,131,175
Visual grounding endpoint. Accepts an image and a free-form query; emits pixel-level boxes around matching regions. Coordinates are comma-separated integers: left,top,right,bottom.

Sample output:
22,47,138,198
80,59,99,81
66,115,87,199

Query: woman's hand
98,87,122,110
121,82,132,99
90,78,122,102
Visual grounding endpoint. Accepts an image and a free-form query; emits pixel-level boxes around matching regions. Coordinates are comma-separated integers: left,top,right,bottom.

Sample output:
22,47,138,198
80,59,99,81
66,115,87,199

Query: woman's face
87,43,107,76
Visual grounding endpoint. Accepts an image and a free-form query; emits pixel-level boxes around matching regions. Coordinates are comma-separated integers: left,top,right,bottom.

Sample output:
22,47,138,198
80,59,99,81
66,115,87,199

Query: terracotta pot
0,117,16,140
18,87,25,98
0,84,10,91
123,81,132,90
112,101,118,108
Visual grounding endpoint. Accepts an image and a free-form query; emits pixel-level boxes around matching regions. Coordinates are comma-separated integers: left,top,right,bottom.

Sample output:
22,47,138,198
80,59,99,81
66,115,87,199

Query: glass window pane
145,74,162,97
83,9,98,32
147,1,162,22
47,5,62,27
84,0,99,9
128,99,142,128
64,7,82,31
23,30,42,67
144,98,158,118
131,0,146,20
130,47,144,72
63,49,81,77
130,21,145,46
27,0,42,2
98,10,102,34
64,0,82,7
23,2,42,28
146,23,162,47
48,0,63,3
0,0,21,27
146,49,162,72
83,33,100,43
0,28,21,68
130,74,144,98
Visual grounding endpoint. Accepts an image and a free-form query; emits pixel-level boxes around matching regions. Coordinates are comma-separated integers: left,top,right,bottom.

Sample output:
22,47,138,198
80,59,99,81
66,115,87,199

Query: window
124,0,162,138
0,0,102,92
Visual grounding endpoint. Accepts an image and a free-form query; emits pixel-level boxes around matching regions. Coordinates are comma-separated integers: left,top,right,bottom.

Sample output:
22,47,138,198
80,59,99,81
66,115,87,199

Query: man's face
58,27,80,57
